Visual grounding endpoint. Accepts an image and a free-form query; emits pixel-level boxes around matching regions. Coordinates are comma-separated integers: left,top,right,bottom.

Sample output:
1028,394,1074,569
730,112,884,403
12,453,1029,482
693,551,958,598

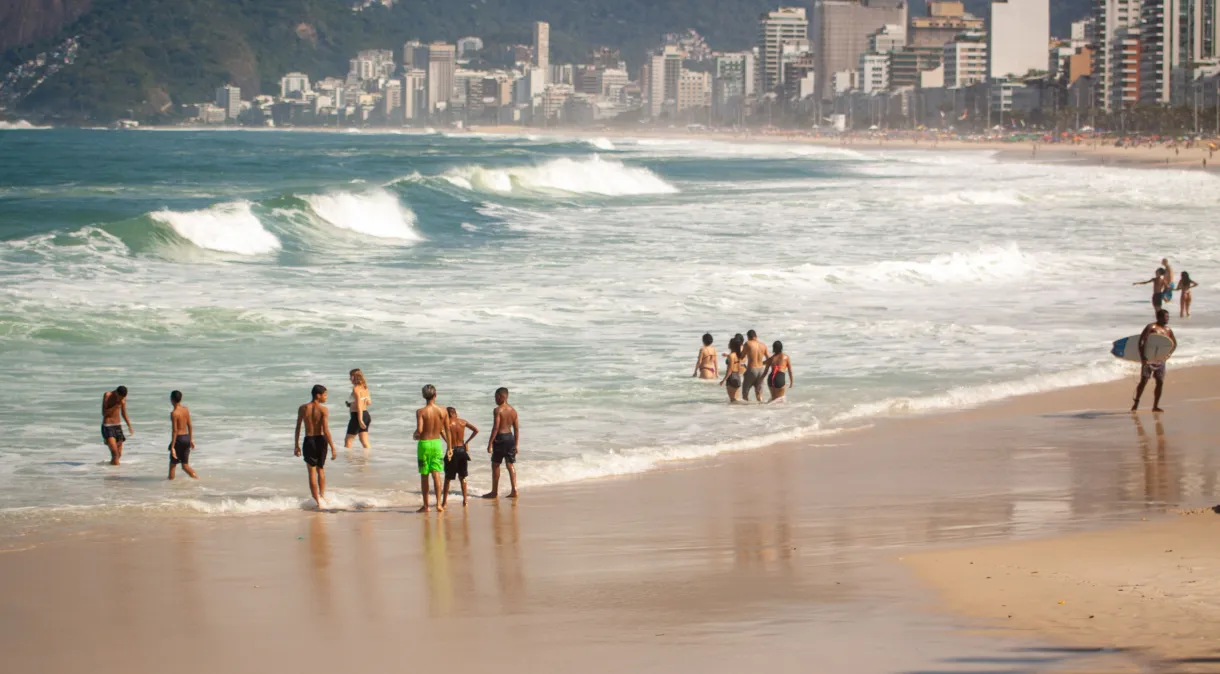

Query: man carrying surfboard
1132,309,1176,413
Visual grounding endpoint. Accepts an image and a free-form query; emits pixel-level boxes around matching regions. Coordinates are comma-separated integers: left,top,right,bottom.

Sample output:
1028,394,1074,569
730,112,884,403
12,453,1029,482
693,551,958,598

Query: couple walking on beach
694,330,794,403
294,382,519,511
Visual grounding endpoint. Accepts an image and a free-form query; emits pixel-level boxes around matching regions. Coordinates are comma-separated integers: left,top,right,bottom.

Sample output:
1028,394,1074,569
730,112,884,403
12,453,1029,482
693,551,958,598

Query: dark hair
1157,268,1165,276
1181,271,1192,285
734,333,744,345
729,336,743,356
1157,309,1170,321
311,384,327,398
447,406,457,417
702,333,713,346
772,340,783,354
116,386,128,397
747,330,757,339
422,384,437,401
495,387,509,401
170,390,183,404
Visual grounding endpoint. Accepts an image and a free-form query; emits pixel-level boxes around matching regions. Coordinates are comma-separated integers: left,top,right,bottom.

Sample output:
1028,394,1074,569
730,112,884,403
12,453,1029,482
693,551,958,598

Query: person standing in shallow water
693,333,718,380
414,384,449,513
739,330,770,402
442,406,479,508
720,335,746,402
764,341,794,403
483,387,519,499
101,386,133,465
295,385,336,508
167,390,197,480
344,368,372,449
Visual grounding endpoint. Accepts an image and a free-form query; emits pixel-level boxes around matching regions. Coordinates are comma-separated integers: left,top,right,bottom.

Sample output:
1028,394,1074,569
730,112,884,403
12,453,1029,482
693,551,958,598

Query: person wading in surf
295,385,337,508
739,331,770,402
101,386,133,466
1134,268,1170,316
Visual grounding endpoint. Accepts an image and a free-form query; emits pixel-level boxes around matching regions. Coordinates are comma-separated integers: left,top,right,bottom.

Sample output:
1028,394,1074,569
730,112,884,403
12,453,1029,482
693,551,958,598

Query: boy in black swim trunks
294,385,336,508
442,406,480,508
483,387,520,499
167,390,198,480
101,385,134,466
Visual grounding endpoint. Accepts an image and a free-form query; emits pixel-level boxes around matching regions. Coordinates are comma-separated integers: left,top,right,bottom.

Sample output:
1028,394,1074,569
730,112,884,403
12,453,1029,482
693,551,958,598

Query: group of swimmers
1134,257,1199,318
100,367,522,512
694,330,794,403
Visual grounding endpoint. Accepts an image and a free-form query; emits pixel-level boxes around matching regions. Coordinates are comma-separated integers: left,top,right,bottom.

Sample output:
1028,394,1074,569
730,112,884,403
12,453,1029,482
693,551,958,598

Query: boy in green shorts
413,384,450,513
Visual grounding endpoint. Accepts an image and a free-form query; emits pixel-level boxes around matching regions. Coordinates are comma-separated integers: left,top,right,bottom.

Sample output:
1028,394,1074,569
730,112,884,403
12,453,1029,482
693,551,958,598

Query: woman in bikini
719,335,746,402
344,368,372,449
692,333,719,380
1179,271,1198,318
764,341,794,403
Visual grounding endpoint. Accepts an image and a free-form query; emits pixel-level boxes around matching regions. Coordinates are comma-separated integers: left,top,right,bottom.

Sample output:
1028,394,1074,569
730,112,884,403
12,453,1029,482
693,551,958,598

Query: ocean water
1,128,1218,521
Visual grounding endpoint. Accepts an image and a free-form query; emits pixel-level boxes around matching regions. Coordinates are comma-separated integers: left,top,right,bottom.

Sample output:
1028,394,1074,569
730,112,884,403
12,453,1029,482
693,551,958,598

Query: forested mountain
2,0,1091,123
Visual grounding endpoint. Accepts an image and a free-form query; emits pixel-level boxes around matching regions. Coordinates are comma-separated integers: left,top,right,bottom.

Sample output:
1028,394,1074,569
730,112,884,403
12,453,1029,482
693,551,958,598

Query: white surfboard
1111,333,1175,363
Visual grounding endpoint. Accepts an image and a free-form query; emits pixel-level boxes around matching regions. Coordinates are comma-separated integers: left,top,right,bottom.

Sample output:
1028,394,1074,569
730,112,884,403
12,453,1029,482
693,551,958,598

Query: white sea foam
150,201,281,255
0,120,48,130
303,189,423,241
178,492,395,514
586,137,616,151
920,190,1026,206
444,155,677,196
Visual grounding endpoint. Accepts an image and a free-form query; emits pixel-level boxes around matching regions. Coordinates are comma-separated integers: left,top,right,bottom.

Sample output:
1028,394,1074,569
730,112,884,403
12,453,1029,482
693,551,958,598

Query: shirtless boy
101,386,133,465
442,406,480,508
414,385,450,513
1134,268,1170,315
1132,310,1177,413
167,390,197,480
294,385,336,508
739,330,771,402
483,387,520,499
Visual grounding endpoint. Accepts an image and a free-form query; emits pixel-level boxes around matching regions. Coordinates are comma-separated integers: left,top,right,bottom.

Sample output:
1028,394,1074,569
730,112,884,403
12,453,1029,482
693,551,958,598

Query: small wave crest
150,201,281,255
443,155,677,196
179,492,394,514
303,189,423,242
586,137,616,151
0,120,48,130
744,244,1047,289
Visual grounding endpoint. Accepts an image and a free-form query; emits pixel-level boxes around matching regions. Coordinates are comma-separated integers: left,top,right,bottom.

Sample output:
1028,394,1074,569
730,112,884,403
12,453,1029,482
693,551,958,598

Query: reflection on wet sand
422,517,453,617
353,516,384,622
170,519,204,632
305,513,335,623
493,502,525,612
1135,414,1177,507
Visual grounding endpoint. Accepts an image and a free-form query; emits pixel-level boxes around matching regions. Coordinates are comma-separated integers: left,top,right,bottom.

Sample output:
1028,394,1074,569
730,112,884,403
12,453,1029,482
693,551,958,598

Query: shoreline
3,366,1220,671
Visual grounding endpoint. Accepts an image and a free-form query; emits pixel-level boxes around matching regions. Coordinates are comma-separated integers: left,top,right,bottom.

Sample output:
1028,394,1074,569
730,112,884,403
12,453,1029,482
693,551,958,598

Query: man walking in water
1132,309,1177,413
101,386,133,465
414,384,449,513
294,385,336,508
739,330,770,402
167,390,197,480
483,387,519,499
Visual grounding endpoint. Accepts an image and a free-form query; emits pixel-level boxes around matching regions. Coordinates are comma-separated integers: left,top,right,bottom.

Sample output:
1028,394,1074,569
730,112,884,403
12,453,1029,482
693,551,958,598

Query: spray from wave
443,155,677,196
303,189,423,242
150,201,282,255
0,120,48,130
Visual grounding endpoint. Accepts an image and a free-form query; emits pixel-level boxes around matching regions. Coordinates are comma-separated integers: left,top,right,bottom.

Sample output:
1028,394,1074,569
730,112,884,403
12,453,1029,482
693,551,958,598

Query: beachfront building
1094,0,1142,111
759,7,810,94
908,1,985,49
280,73,311,100
860,51,890,93
944,33,988,88
534,22,550,87
1140,0,1191,105
713,52,757,122
986,0,1050,81
427,42,457,113
645,45,683,118
677,70,712,111
402,70,426,120
813,0,907,99
215,85,241,120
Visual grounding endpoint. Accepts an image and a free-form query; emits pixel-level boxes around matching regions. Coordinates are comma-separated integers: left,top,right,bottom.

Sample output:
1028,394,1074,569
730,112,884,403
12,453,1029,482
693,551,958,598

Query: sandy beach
3,363,1220,673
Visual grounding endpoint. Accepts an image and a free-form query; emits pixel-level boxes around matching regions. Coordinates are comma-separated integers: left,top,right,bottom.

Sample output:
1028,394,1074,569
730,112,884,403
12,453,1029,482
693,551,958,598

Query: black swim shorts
170,435,191,465
302,436,328,468
346,410,371,436
727,373,742,389
101,424,125,443
445,446,470,481
492,434,517,466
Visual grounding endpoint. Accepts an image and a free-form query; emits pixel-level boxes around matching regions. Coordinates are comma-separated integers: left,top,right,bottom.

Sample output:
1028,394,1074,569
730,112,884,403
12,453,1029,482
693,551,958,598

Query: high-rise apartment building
943,32,988,87
215,85,241,119
759,7,810,94
426,42,456,113
713,52,756,122
280,73,310,99
986,0,1049,80
859,52,890,92
534,22,551,86
1071,17,1097,49
813,0,906,99
402,70,426,120
1140,0,1191,104
908,1,985,49
677,70,711,110
1094,0,1142,111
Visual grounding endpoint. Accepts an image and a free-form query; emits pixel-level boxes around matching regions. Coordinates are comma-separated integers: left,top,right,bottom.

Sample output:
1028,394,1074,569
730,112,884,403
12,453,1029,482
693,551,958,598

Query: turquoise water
1,128,1218,518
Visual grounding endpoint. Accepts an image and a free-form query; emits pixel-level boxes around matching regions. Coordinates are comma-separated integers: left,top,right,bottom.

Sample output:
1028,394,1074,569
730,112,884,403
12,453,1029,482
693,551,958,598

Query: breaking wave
443,155,677,196
302,189,422,242
150,201,282,255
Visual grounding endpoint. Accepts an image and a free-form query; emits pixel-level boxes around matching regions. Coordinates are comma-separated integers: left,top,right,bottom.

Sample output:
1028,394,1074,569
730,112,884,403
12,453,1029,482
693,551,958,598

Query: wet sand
3,365,1220,673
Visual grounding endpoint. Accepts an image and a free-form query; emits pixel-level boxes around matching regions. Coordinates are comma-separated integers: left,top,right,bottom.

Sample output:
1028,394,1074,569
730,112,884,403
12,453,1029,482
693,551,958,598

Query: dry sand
4,365,1220,672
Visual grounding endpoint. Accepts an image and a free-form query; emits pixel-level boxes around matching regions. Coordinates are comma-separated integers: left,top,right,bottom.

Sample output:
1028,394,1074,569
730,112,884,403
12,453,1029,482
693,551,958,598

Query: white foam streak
0,120,48,130
150,201,281,255
444,155,677,196
179,492,393,514
304,190,423,241
586,137,616,150
745,244,1046,288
